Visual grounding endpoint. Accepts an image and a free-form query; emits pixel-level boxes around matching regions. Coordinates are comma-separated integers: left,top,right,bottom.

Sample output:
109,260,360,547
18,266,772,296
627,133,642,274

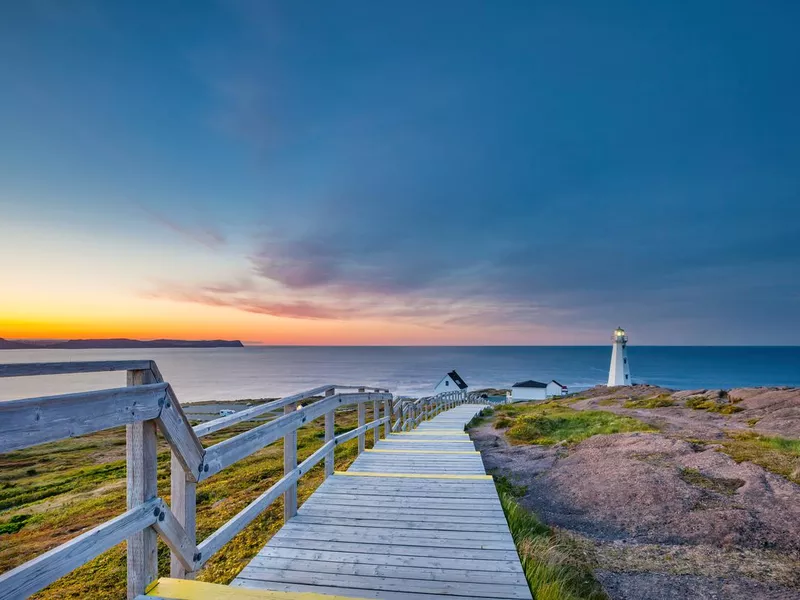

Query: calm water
0,346,798,403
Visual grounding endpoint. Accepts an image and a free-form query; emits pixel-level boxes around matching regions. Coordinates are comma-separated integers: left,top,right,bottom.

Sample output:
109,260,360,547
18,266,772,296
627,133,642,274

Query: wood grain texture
0,499,159,600
283,402,298,521
127,369,160,599
152,499,199,572
0,360,152,378
231,404,531,600
0,384,167,453
200,393,390,480
169,454,197,579
156,385,204,481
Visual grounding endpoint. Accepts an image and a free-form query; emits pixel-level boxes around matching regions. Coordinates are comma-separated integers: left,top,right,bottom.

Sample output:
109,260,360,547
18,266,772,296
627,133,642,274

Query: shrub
623,395,676,409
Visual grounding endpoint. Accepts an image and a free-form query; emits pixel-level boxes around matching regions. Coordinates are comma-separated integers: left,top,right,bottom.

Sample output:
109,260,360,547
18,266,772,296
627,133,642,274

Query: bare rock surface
471,417,800,600
595,572,800,600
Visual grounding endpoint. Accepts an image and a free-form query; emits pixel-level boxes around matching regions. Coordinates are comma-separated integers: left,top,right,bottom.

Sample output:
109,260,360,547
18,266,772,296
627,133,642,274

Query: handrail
0,362,477,599
0,361,408,600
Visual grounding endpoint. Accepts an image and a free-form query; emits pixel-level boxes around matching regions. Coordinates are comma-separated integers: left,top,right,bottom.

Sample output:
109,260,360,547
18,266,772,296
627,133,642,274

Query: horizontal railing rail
0,361,470,599
0,361,424,600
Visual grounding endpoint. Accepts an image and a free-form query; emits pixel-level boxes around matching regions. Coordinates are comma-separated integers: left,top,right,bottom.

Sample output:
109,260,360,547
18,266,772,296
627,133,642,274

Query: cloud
143,208,226,250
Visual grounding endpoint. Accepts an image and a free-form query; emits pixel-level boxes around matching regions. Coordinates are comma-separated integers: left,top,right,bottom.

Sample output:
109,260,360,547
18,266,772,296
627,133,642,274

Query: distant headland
0,338,244,349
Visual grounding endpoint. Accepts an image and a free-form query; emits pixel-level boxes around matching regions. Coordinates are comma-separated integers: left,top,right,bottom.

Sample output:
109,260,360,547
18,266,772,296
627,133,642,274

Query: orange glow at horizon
0,300,569,346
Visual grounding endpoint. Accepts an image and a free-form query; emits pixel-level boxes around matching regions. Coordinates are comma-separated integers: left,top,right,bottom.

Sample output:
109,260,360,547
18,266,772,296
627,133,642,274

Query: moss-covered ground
491,401,655,446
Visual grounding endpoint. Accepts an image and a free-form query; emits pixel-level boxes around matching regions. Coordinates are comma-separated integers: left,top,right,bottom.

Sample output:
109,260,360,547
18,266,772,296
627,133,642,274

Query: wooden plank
333,471,492,480
151,499,198,572
283,402,298,521
234,568,530,598
0,498,158,600
324,389,335,479
324,409,335,478
357,402,366,454
240,555,527,587
232,579,502,600
0,384,167,453
266,537,520,562
0,360,153,378
156,384,204,481
127,369,160,599
249,546,523,574
372,399,380,445
169,454,196,579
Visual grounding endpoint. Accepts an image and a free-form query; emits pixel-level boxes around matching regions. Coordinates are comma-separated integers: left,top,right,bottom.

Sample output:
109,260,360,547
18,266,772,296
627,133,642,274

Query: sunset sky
1,1,798,345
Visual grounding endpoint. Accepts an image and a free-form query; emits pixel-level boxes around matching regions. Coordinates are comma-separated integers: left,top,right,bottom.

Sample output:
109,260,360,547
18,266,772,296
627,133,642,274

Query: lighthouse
607,327,631,386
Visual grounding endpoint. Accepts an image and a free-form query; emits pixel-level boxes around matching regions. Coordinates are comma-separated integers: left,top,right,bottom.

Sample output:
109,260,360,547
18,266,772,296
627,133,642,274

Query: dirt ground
471,400,800,600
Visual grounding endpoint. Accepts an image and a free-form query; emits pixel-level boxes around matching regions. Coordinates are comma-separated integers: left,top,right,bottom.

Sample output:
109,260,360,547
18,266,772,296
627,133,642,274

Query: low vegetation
685,395,743,414
719,431,800,484
495,477,608,600
623,394,676,409
491,401,655,446
0,407,365,598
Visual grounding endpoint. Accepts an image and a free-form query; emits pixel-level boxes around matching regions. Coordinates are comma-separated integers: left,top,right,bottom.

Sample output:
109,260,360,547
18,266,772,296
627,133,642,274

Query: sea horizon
1,345,798,404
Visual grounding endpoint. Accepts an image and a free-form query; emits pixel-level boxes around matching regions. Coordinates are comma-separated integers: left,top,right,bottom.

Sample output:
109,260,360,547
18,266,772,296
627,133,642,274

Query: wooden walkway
230,405,532,600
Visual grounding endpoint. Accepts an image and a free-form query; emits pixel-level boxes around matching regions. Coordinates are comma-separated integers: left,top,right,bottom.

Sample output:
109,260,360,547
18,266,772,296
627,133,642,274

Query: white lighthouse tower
607,327,631,386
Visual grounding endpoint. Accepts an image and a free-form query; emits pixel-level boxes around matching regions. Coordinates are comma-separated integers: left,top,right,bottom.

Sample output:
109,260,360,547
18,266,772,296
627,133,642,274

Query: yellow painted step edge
366,449,479,455
335,471,491,480
147,577,360,599
392,432,467,436
378,439,474,443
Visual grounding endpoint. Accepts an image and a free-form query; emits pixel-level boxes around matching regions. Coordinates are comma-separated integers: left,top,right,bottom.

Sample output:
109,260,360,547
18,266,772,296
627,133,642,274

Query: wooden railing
0,361,467,599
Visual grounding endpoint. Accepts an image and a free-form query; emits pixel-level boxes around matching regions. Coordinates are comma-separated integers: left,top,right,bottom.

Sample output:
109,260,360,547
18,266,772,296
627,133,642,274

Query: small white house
434,370,469,395
511,380,547,402
546,380,568,397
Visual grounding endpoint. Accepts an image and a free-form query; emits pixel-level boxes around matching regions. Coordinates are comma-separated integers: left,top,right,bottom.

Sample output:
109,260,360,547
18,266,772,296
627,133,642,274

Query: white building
546,380,568,397
511,380,547,402
607,326,632,386
434,370,469,395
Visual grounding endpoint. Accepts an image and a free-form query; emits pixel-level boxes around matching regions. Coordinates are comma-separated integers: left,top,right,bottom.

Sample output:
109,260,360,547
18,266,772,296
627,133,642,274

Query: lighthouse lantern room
607,327,631,386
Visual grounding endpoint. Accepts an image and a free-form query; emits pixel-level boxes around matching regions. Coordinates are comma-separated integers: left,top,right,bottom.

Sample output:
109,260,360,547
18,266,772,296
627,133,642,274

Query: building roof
447,370,468,390
512,380,547,388
550,380,567,388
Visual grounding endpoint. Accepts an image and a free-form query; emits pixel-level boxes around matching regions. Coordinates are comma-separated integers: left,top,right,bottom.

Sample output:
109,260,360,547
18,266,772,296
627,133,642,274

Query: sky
1,1,798,345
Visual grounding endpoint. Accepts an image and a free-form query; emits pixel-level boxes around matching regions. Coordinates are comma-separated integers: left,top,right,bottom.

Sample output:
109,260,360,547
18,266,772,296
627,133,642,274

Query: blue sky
1,1,798,344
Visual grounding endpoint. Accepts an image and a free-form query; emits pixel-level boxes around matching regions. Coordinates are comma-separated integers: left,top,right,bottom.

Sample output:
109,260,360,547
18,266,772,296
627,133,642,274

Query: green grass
494,402,655,446
0,407,366,598
719,431,800,483
496,477,607,600
685,396,743,414
623,394,676,409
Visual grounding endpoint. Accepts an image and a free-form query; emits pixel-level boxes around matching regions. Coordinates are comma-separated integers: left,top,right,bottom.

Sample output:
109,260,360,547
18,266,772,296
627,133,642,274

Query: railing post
126,369,159,599
170,454,196,579
373,399,380,444
357,399,366,454
283,402,298,520
384,399,391,437
324,389,335,478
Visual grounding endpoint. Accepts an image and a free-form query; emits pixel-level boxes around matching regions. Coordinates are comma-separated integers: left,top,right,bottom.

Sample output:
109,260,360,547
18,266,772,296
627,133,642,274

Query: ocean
1,346,798,404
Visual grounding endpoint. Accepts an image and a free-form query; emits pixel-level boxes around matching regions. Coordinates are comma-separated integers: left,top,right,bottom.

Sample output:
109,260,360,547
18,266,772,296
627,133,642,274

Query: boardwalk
0,361,530,600
230,405,532,600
